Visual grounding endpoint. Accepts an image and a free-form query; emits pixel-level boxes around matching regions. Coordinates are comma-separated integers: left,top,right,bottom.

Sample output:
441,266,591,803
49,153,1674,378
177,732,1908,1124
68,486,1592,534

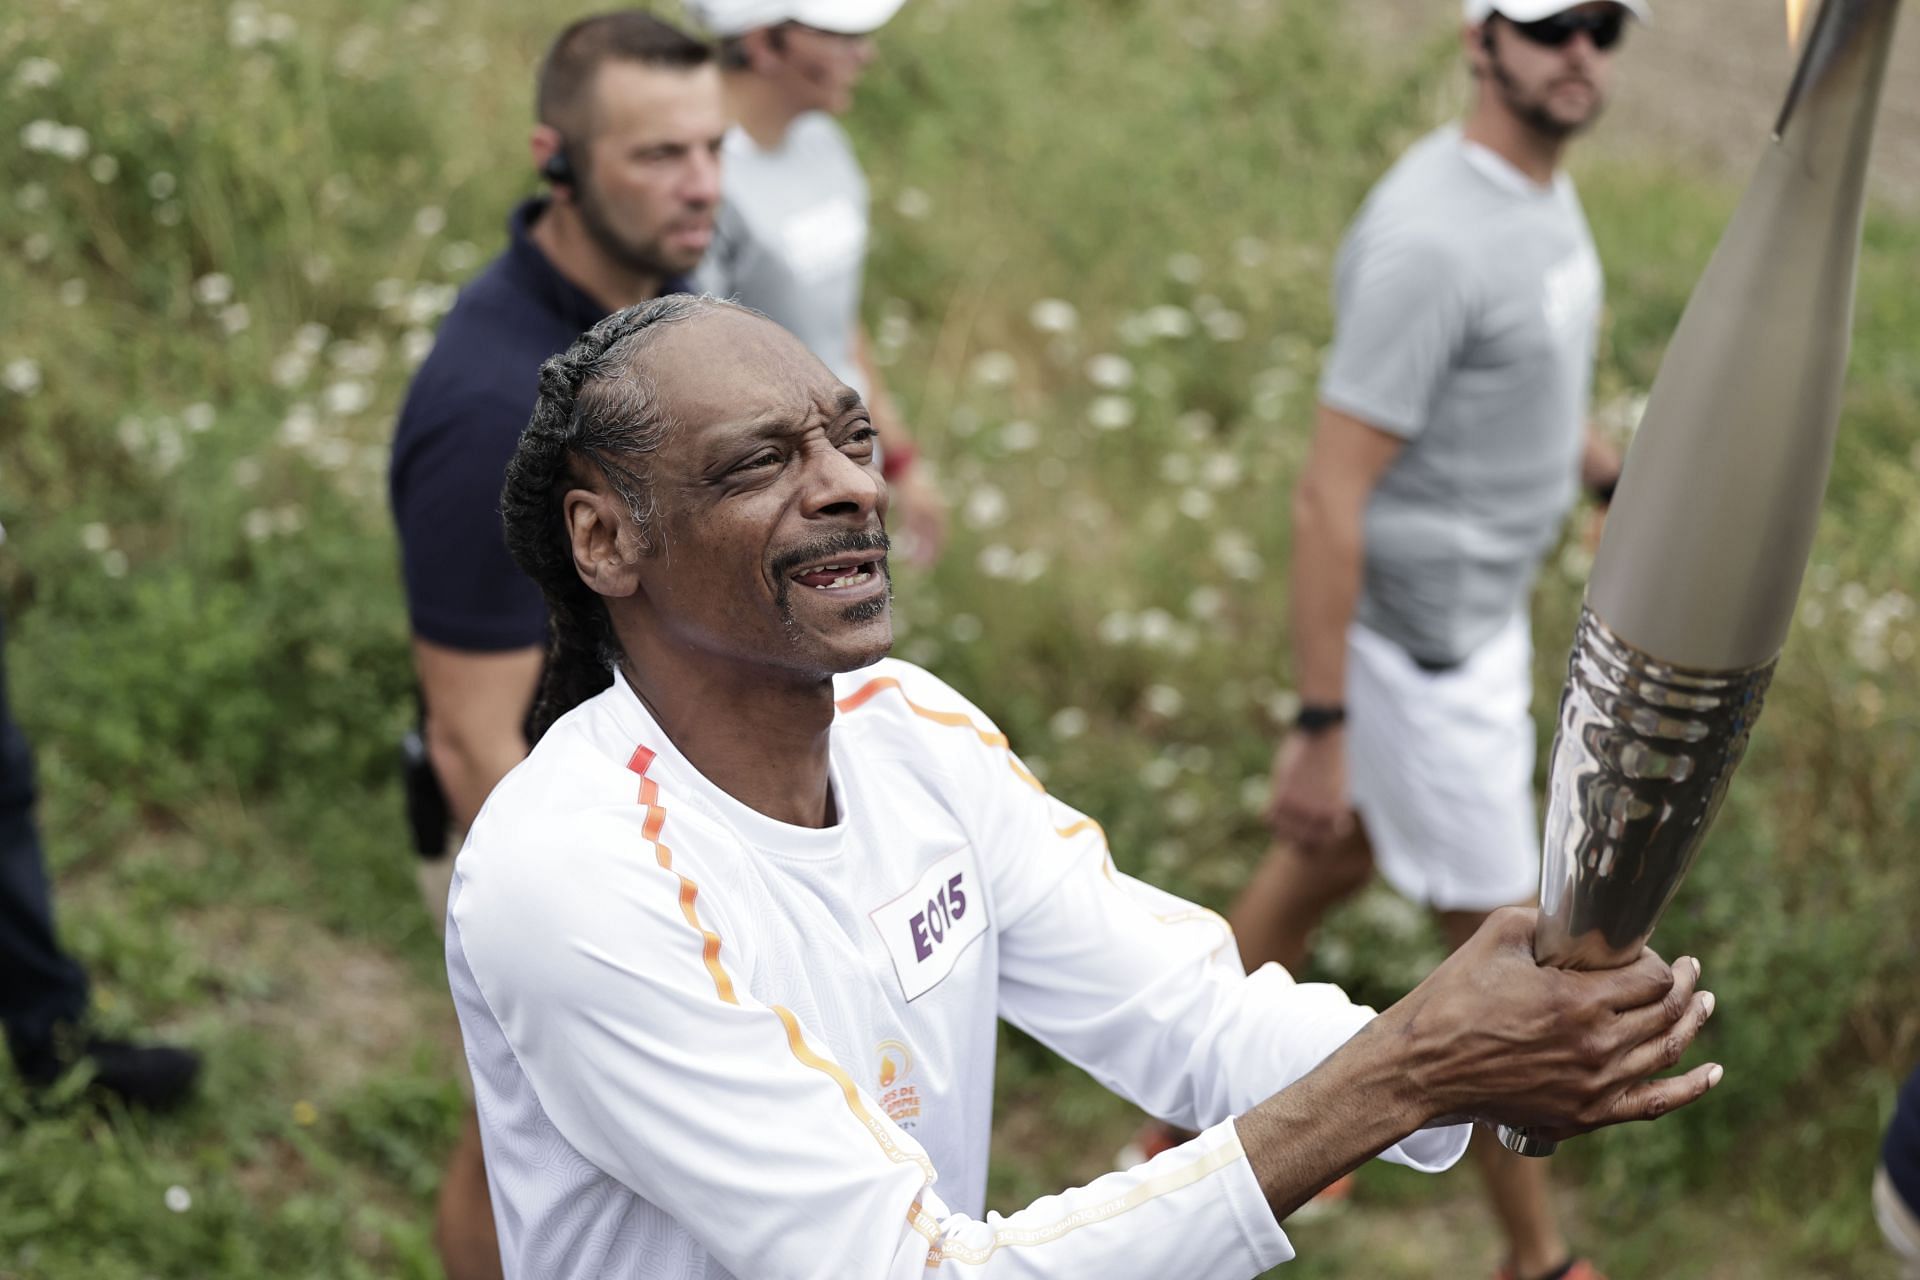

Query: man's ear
1464,21,1494,76
741,25,785,74
564,486,649,600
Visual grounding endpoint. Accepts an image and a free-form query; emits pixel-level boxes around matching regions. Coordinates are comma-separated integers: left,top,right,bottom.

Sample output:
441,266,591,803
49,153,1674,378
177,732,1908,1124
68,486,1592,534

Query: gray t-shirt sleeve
1318,227,1474,440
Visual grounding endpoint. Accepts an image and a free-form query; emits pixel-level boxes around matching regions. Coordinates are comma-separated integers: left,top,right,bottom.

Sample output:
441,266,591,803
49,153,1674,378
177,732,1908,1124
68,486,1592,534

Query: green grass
2,0,1916,1275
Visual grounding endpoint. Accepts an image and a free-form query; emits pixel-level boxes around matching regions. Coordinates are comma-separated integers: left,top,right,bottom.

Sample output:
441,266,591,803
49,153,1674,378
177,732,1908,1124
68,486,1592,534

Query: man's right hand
1382,907,1721,1138
1264,728,1355,849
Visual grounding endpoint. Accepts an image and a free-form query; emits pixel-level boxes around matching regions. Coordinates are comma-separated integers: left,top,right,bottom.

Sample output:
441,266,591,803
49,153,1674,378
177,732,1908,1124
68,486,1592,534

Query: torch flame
1786,0,1813,49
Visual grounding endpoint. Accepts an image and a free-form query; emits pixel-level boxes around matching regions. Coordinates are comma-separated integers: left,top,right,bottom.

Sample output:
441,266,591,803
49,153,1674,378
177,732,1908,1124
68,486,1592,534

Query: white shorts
1346,613,1540,912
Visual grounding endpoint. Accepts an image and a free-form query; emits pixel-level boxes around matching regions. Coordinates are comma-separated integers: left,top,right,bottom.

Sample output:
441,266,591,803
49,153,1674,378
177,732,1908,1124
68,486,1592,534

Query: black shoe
13,1028,202,1111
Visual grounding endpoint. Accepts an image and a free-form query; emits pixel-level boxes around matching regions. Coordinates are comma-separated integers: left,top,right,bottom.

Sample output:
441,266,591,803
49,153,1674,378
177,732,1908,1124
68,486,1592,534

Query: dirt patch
186,905,464,1101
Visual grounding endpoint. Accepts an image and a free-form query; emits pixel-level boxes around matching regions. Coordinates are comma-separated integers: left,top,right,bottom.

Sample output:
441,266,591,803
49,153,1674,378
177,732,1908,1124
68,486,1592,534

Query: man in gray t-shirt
1223,4,1641,1278
686,0,948,566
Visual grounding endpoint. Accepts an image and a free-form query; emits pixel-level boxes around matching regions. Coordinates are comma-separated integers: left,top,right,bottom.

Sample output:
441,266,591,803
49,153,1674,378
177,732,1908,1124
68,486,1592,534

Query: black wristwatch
1294,703,1347,735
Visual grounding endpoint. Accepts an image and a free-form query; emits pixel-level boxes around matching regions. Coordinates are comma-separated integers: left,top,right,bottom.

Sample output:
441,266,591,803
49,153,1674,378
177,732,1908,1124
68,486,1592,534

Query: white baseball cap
1462,0,1650,23
685,0,907,37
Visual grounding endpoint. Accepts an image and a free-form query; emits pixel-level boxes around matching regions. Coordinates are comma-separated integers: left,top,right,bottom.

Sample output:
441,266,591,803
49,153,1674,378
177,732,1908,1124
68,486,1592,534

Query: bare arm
1239,907,1721,1220
412,637,542,832
1265,404,1404,847
1580,423,1623,497
854,325,948,567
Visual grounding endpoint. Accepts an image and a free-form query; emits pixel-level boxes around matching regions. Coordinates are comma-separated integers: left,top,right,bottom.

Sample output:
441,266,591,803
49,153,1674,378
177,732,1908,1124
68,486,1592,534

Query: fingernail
1690,956,1702,980
1707,1064,1724,1088
1701,991,1715,1019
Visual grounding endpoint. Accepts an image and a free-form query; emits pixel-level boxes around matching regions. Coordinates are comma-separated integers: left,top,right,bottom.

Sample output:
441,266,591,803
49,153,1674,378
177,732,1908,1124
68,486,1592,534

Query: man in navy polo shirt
386,12,724,1278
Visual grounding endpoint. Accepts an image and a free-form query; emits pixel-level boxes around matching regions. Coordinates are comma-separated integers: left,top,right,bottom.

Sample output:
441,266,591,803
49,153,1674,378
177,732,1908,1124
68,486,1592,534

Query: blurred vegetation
2,0,1916,1276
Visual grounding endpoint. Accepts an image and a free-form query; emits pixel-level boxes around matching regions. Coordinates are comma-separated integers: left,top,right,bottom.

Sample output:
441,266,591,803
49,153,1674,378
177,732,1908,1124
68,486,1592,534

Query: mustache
769,528,891,579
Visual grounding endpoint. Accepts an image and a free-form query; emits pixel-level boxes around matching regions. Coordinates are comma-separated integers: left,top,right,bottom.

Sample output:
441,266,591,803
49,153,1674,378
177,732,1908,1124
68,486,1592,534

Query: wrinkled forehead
642,306,855,439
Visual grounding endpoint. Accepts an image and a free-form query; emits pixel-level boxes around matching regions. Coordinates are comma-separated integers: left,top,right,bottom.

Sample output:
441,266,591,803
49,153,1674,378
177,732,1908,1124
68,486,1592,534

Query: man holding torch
1220,3,1643,1277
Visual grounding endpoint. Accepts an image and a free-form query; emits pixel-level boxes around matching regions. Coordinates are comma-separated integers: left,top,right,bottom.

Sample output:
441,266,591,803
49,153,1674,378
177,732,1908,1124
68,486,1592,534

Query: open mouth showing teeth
792,559,881,590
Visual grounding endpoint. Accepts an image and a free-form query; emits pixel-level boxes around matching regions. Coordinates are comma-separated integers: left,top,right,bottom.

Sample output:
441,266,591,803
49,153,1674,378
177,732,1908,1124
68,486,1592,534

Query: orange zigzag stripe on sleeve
626,742,942,1225
626,746,736,1006
837,676,1043,793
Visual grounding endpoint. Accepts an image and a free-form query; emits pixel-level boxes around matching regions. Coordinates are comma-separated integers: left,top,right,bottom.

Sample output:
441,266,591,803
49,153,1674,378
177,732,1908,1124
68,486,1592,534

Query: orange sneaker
1494,1259,1606,1280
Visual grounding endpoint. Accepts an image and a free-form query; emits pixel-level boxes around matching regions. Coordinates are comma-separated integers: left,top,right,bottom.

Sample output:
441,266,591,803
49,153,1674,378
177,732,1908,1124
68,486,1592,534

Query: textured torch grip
1500,608,1774,1158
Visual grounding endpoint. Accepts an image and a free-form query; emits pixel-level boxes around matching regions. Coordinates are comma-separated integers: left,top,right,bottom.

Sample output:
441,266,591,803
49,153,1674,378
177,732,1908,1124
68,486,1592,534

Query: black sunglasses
1508,7,1628,51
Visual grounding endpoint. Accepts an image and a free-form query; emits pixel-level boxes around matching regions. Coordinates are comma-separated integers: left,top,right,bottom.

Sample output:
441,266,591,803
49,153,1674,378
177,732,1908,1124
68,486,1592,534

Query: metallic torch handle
1497,609,1773,1157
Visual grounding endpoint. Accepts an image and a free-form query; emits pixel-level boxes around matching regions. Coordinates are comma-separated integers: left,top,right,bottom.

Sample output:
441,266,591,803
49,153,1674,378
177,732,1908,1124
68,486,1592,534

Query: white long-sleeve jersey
447,659,1467,1278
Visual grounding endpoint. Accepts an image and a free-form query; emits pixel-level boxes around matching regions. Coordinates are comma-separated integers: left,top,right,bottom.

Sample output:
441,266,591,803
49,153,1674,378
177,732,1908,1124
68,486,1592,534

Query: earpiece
541,146,575,188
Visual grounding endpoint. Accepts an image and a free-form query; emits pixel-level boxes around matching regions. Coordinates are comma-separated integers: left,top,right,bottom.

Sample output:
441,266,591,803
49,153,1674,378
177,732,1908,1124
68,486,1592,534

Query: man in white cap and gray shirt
1218,3,1645,1278
687,0,948,565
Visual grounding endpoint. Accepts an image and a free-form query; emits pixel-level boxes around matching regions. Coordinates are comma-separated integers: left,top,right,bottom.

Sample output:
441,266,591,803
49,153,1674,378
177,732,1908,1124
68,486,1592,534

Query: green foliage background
1,0,1915,1276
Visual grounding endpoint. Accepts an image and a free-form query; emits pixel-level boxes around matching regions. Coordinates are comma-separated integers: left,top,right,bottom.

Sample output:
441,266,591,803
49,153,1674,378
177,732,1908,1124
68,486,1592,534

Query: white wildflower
1187,586,1224,621
1048,707,1089,740
292,323,330,355
1142,304,1194,340
1085,353,1134,391
948,613,983,644
1204,309,1247,342
1239,775,1270,816
116,417,148,452
80,523,111,552
12,58,61,93
1028,298,1078,334
977,544,1019,579
999,419,1039,452
193,273,233,306
1096,611,1135,647
232,458,263,488
439,240,480,273
893,187,932,220
1213,530,1263,581
1137,608,1177,649
101,549,128,578
279,404,317,447
15,183,47,212
963,484,1008,530
58,279,85,306
147,171,176,200
328,338,384,376
243,509,275,541
219,304,251,335
22,234,50,262
1086,395,1134,431
2,359,42,396
1159,453,1194,485
1177,409,1216,442
969,350,1017,387
1166,252,1204,284
323,380,371,416
1200,452,1242,489
154,202,183,227
271,351,312,389
88,153,118,183
183,403,215,433
413,205,446,237
1233,236,1269,268
1139,757,1180,790
402,328,435,366
1178,489,1215,520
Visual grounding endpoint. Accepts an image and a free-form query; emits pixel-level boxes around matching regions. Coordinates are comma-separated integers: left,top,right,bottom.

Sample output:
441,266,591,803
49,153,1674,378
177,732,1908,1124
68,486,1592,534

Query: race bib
868,848,988,1003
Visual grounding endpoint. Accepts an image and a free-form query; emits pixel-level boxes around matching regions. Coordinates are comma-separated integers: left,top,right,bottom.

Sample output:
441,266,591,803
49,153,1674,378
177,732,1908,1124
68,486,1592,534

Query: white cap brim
1463,0,1651,24
687,0,907,37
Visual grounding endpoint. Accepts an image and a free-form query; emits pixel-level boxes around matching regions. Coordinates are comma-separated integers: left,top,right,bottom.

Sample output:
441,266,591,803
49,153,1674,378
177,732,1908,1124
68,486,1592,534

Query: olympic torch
1496,0,1901,1157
